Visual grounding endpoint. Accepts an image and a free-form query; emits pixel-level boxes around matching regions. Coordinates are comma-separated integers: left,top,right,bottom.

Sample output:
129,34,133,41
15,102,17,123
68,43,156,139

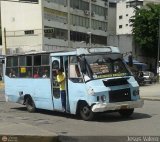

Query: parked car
126,60,156,85
136,71,156,85
142,71,156,84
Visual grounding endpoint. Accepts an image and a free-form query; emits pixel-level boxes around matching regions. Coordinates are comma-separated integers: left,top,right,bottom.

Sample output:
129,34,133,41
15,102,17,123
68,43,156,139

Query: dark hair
58,68,63,72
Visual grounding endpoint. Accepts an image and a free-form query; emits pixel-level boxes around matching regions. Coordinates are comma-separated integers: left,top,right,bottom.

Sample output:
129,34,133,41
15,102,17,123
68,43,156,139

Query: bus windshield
80,54,130,80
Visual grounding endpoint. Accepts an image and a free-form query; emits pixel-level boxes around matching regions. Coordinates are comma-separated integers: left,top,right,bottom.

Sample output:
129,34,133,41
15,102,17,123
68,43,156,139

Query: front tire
119,108,134,118
26,97,36,113
79,103,94,121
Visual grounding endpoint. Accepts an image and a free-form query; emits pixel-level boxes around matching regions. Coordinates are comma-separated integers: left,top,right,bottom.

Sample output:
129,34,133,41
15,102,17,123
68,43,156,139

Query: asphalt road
0,91,160,137
140,83,160,100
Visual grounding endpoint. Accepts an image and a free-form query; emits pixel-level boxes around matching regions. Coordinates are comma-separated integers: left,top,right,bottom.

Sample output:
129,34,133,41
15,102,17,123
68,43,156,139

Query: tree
130,3,160,58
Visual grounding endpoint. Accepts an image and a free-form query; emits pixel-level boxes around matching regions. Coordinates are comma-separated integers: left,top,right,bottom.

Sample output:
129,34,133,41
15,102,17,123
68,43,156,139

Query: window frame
5,53,50,78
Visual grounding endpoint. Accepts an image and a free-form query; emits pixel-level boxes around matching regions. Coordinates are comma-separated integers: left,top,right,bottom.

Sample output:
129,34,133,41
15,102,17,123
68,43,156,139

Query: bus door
51,56,62,110
67,56,87,113
51,56,68,111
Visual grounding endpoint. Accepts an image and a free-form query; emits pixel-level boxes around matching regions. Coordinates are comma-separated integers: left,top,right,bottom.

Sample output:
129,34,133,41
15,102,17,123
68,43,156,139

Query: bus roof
77,46,120,55
5,49,75,57
4,46,120,57
51,46,120,56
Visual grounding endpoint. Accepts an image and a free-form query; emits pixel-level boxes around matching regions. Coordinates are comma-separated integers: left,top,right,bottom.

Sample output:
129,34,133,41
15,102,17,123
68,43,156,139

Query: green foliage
130,3,160,57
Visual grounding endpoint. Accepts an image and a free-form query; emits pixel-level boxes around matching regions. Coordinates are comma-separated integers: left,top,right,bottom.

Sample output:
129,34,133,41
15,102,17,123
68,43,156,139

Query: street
0,0,160,142
0,85,160,138
140,83,160,100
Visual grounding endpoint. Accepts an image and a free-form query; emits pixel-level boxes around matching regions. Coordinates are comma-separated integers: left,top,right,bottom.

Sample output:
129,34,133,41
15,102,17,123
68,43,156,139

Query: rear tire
26,97,36,113
79,103,94,121
119,108,134,118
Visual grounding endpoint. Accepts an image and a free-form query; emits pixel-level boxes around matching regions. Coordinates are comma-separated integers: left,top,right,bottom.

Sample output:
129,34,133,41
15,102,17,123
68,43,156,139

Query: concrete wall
107,34,133,54
108,3,116,35
1,1,42,54
116,0,134,35
108,34,157,72
143,0,160,5
1,1,42,31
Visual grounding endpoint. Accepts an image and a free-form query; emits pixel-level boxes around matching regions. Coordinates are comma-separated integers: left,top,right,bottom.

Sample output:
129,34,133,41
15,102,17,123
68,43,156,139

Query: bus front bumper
91,100,144,113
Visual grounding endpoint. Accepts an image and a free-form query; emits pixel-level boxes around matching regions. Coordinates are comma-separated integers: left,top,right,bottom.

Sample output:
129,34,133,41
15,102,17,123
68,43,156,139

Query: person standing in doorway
56,68,66,112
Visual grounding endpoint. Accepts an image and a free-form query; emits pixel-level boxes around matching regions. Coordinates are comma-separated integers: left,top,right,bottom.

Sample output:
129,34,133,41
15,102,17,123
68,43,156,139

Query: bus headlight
101,95,106,102
133,90,139,96
97,95,106,102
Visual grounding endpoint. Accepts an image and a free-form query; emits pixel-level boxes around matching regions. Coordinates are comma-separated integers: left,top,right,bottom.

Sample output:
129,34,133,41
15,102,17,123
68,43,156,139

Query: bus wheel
79,104,94,121
119,108,134,118
26,97,36,113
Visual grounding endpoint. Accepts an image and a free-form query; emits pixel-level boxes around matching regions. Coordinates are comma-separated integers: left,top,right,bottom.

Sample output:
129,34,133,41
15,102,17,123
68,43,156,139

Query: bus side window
26,70,32,77
69,64,80,78
41,54,50,78
69,56,82,81
9,69,16,78
52,69,58,85
6,56,18,78
33,70,40,78
52,60,59,69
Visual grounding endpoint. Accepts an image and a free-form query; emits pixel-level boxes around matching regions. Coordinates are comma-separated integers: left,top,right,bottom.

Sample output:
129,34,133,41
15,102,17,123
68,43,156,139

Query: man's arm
57,75,65,84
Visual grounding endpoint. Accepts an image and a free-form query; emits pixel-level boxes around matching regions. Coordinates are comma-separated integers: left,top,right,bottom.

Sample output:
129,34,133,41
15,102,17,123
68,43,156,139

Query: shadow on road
11,107,76,119
93,112,152,122
11,107,152,122
11,107,27,111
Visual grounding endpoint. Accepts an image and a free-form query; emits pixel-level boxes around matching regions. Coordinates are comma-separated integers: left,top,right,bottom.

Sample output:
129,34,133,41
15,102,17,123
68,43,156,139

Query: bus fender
76,100,88,115
76,100,95,121
76,100,96,114
24,94,36,113
24,94,32,105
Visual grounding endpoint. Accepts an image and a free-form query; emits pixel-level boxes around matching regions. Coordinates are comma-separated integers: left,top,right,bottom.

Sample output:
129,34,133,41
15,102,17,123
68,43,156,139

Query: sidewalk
0,122,58,142
140,83,160,101
0,81,59,142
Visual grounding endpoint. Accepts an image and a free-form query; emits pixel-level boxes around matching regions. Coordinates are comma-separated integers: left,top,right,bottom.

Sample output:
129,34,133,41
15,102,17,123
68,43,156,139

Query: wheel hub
83,106,90,114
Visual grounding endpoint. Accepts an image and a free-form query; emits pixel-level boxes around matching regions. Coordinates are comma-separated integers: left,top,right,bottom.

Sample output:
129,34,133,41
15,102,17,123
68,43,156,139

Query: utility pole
4,28,7,55
157,15,160,82
67,0,71,49
89,0,92,47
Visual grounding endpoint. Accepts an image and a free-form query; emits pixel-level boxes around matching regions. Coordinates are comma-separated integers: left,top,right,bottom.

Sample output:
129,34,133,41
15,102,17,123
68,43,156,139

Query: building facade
108,0,116,35
116,0,143,35
143,0,160,5
115,0,160,72
1,0,109,54
116,0,160,35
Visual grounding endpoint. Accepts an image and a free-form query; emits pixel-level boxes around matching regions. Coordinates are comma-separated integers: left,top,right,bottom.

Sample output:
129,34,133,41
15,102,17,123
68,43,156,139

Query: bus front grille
109,88,131,103
103,78,129,87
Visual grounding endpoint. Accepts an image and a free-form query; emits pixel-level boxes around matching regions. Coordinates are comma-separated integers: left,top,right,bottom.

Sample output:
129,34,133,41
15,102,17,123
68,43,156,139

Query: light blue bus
4,47,143,120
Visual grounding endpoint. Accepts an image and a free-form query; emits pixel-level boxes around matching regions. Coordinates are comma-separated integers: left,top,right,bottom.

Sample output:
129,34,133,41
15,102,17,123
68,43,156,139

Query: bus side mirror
79,59,86,74
128,55,133,67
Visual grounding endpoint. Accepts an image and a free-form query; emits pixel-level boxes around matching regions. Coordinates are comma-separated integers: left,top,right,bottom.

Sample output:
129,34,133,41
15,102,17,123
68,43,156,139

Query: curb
0,123,59,142
141,97,160,101
0,135,59,142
